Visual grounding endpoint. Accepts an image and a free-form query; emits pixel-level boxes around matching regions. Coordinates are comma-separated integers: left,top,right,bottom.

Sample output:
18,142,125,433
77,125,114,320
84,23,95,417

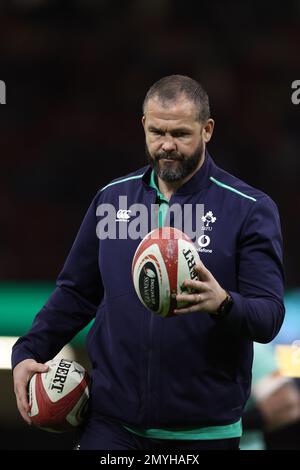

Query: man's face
143,94,213,183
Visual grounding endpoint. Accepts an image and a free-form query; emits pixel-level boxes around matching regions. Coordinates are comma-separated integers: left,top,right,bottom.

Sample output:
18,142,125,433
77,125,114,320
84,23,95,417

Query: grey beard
146,142,203,183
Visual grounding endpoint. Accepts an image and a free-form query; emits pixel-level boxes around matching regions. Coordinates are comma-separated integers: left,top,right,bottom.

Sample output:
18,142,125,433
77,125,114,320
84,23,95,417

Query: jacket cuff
209,290,244,335
11,348,37,371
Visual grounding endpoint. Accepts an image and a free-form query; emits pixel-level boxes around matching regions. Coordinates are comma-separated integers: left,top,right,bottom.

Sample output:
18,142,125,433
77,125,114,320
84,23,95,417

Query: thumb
194,260,211,281
35,363,49,373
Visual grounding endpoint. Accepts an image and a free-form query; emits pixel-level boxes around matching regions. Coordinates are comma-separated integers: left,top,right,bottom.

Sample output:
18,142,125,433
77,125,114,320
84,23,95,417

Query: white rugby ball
132,227,201,317
28,358,89,433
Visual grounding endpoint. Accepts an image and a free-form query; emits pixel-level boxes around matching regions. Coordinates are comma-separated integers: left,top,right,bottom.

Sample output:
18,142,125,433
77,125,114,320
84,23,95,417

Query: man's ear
142,115,146,130
202,119,215,143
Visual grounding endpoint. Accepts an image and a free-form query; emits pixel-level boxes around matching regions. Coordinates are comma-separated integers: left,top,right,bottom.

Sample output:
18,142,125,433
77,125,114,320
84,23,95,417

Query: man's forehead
144,94,198,123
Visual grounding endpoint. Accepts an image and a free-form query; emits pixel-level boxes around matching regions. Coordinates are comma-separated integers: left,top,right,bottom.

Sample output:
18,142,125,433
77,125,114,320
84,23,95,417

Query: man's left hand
174,261,227,315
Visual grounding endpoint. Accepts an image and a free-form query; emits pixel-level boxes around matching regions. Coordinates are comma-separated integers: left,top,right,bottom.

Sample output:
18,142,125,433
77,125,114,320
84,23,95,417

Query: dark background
1,0,299,286
0,0,300,451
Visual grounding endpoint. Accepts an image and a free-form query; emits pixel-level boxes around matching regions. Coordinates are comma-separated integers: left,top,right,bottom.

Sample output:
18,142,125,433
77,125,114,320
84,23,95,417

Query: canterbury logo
116,209,131,221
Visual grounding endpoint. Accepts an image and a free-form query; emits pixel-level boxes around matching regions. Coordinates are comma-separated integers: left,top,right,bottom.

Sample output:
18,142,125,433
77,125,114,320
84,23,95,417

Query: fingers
175,291,205,315
15,391,31,425
176,261,222,315
181,279,205,291
13,359,49,425
177,292,202,304
35,363,49,374
174,304,203,315
194,261,211,282
180,262,210,292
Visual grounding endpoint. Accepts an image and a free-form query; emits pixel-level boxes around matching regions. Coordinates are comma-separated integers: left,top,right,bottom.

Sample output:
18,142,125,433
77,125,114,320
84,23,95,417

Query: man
12,75,285,450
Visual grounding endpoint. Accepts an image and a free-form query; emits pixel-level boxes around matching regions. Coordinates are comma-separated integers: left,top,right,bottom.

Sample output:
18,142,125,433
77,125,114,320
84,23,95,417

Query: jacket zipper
146,190,159,426
145,189,175,426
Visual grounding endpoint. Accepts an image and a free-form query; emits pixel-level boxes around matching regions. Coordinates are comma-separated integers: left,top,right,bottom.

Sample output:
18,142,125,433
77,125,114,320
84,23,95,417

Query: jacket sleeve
11,193,104,368
223,196,285,343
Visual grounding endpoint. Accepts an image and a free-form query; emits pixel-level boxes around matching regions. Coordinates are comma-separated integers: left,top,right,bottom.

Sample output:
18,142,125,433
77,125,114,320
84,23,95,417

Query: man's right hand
13,359,49,425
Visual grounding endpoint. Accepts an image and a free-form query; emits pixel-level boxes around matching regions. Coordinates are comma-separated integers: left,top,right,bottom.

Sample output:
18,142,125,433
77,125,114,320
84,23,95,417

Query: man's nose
161,136,176,153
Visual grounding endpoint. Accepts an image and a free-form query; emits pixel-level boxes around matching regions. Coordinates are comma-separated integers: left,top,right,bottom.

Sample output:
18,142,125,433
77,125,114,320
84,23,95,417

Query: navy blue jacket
12,153,285,428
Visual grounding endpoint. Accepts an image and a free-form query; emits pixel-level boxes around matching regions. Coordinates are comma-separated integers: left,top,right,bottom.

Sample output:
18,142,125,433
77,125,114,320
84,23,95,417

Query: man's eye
173,132,189,138
151,130,163,135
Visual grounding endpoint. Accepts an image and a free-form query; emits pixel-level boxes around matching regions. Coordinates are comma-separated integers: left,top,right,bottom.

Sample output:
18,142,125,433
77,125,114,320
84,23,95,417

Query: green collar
150,170,169,203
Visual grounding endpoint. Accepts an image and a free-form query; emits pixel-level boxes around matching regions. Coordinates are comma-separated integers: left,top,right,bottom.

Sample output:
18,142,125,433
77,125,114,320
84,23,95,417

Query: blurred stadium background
0,0,300,450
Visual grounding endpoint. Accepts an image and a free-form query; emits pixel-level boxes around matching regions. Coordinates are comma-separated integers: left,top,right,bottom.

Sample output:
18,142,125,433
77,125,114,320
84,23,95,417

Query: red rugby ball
132,227,201,317
28,358,89,433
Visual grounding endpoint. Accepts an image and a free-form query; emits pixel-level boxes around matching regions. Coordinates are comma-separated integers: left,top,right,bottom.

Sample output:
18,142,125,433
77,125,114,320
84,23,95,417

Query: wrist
215,290,234,317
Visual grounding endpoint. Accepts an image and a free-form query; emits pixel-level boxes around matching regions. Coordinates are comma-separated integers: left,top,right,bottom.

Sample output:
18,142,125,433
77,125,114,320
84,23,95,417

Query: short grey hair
143,75,210,122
